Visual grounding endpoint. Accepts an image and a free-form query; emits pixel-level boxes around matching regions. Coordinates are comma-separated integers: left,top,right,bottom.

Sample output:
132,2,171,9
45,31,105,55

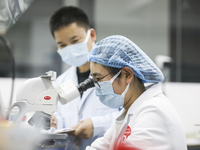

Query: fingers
74,124,83,137
51,122,57,128
72,119,94,139
50,116,57,128
68,123,80,136
66,130,76,136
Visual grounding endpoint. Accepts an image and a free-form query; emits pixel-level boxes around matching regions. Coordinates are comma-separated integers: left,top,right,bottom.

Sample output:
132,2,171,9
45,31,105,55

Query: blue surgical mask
57,29,91,67
95,70,130,108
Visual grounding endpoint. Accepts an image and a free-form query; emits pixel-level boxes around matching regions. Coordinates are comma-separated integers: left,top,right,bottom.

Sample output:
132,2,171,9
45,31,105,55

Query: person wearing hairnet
49,6,120,150
86,35,187,150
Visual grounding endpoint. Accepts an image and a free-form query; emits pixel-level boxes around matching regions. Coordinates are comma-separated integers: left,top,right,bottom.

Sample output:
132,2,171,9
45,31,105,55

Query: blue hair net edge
89,56,164,83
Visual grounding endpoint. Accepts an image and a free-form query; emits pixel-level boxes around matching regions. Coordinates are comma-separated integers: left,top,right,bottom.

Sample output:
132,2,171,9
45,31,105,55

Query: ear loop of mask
110,70,130,97
110,70,122,83
84,29,91,43
122,82,130,97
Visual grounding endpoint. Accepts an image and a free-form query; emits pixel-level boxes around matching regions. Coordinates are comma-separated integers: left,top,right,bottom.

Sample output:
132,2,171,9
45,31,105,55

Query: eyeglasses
90,72,111,88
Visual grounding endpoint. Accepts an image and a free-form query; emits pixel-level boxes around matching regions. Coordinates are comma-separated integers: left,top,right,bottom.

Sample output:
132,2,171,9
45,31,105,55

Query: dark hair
104,66,122,76
49,6,90,37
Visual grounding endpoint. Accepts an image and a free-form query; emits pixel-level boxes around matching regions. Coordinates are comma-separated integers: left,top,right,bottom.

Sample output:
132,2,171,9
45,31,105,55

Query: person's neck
124,81,145,111
77,62,90,73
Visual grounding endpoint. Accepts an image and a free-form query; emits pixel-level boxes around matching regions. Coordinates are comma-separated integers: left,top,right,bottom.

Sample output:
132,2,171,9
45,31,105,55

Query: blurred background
0,0,200,149
1,0,200,82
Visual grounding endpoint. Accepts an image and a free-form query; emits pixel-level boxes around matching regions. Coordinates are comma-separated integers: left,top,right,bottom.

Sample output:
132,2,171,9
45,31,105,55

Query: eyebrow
91,72,102,77
70,35,78,41
57,41,64,45
56,35,80,45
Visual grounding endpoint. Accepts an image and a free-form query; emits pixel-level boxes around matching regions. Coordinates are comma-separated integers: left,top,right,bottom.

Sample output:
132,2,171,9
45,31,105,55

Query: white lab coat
86,83,187,150
53,66,120,150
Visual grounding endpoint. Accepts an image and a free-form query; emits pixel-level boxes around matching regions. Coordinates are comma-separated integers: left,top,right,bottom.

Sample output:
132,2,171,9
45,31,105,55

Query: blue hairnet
88,35,164,83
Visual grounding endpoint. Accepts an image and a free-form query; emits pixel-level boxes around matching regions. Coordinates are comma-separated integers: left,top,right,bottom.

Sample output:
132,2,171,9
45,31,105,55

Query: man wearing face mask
49,6,120,150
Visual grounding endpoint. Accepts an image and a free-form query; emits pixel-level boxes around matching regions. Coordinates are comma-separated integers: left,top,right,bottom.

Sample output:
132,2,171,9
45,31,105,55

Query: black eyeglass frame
90,72,111,88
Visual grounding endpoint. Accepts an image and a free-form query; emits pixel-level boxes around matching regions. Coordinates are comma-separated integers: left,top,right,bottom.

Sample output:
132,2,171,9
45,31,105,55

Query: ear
122,67,134,84
90,28,96,42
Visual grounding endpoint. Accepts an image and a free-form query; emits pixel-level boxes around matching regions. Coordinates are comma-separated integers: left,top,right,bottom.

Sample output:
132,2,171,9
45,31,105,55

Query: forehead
90,62,108,74
54,22,86,41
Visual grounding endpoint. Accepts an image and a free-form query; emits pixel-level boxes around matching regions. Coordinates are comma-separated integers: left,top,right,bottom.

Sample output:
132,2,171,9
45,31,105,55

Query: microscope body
5,70,94,128
6,71,58,126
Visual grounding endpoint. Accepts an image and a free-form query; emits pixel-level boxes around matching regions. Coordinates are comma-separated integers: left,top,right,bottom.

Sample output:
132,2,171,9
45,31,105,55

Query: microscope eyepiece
77,78,95,93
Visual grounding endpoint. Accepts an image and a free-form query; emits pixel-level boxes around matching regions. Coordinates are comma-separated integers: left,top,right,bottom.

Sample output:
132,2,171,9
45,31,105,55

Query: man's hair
49,6,90,37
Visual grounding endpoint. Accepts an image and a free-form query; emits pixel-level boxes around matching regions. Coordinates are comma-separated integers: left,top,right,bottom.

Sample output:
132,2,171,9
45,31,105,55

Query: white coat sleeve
86,127,114,150
90,110,119,137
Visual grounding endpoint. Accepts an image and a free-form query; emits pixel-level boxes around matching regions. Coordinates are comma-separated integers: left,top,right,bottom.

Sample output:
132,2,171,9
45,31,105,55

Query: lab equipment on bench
6,70,94,129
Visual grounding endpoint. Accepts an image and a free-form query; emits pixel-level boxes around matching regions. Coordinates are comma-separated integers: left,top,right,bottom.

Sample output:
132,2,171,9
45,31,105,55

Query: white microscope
5,70,94,129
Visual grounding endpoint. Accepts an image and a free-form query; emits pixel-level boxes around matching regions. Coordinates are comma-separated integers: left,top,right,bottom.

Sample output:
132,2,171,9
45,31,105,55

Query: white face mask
95,70,130,108
57,29,91,67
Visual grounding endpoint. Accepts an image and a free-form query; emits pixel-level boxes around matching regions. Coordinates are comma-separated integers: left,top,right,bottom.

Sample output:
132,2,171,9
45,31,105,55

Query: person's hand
50,115,57,129
69,118,94,139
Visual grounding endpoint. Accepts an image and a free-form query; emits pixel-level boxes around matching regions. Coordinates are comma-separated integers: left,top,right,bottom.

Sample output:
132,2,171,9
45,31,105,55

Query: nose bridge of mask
110,70,122,83
84,29,91,43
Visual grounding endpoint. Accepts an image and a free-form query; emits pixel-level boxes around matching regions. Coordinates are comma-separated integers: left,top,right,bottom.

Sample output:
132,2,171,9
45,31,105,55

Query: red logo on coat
122,125,131,142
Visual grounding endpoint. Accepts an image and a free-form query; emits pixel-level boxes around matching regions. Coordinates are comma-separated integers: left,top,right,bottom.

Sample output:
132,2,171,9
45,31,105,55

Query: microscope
6,71,94,129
